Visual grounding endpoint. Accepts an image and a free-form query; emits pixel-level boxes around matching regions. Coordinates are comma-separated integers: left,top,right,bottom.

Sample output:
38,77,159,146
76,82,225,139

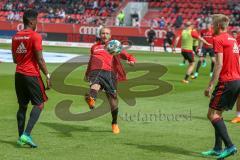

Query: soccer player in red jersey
192,23,215,79
202,14,239,159
85,27,136,134
231,30,240,123
12,9,51,148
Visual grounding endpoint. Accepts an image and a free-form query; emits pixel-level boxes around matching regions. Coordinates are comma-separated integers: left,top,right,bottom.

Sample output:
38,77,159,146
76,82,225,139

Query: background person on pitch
179,37,200,67
147,27,156,52
192,23,215,79
163,26,175,52
85,27,136,134
180,37,201,74
202,14,239,159
12,9,51,148
173,21,211,84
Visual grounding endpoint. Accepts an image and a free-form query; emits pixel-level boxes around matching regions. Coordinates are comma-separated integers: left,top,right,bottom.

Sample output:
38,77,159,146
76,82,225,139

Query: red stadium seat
0,16,6,21
70,14,76,19
44,18,50,24
142,0,237,28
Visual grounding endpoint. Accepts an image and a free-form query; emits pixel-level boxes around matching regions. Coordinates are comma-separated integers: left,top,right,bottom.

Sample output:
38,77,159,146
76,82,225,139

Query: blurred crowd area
0,0,239,29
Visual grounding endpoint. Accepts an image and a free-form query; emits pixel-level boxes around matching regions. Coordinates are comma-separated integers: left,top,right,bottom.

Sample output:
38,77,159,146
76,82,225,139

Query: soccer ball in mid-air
106,40,122,55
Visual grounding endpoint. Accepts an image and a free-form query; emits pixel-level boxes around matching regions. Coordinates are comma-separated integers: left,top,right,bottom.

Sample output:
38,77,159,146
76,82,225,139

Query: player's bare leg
85,84,101,110
182,62,195,83
231,96,240,123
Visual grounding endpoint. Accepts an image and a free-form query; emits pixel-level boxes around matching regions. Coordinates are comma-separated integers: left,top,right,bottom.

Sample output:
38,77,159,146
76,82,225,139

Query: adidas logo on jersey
16,42,27,54
233,42,239,54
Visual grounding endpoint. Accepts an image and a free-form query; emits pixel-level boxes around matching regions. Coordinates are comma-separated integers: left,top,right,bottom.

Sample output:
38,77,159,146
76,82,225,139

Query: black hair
23,9,38,25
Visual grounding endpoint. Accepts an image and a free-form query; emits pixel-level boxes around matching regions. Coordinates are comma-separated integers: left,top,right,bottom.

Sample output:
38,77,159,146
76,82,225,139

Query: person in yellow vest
117,11,125,26
179,34,201,66
173,21,212,83
192,37,199,55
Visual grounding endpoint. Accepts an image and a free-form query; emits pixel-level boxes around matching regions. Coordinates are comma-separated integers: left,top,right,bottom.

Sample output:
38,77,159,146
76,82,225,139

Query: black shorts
181,51,194,63
209,80,240,111
15,73,48,106
148,38,154,44
164,38,173,45
201,47,214,57
88,70,117,97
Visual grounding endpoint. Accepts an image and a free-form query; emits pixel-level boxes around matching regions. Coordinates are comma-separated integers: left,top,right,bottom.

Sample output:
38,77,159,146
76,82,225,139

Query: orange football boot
231,117,240,123
181,79,189,84
112,124,120,134
85,94,95,110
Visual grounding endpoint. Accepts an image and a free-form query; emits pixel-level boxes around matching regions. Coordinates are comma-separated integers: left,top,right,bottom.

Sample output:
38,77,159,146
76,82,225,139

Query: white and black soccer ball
106,40,122,55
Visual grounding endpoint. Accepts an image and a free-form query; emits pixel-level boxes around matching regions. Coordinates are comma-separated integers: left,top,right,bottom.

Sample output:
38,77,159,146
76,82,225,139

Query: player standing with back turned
12,9,51,148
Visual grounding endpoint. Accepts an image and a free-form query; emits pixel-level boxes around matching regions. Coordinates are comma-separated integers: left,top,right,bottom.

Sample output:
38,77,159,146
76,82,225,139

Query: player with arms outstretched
85,27,136,134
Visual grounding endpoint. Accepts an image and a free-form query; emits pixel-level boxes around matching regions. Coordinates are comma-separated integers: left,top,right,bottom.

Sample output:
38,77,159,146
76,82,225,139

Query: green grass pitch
0,43,239,160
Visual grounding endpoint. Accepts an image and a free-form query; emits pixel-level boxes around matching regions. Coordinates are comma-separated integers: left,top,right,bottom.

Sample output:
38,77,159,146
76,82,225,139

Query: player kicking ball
202,14,239,159
85,27,136,134
12,9,51,148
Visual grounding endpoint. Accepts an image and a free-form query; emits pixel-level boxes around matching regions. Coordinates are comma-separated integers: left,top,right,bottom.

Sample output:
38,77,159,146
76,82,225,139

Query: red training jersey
12,29,42,76
213,32,240,82
191,30,200,39
201,28,213,48
86,42,136,81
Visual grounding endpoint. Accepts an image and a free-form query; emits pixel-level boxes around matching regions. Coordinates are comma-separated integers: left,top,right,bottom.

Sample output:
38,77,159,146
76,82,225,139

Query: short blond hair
185,21,192,27
212,14,230,30
100,27,111,34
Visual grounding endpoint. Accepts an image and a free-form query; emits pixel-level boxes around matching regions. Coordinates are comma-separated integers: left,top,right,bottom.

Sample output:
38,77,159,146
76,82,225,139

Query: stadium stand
0,0,122,25
141,0,240,27
142,0,240,28
0,0,239,28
